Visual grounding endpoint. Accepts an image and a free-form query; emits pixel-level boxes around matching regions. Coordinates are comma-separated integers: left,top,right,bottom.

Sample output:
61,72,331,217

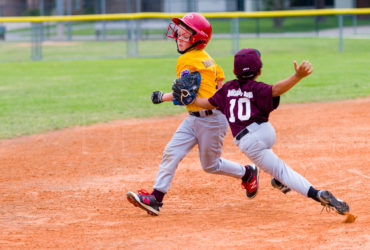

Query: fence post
134,19,139,57
352,14,357,35
31,22,43,61
67,0,72,41
231,18,239,54
126,19,138,57
255,18,260,37
126,0,138,57
56,0,65,40
101,0,106,40
39,0,44,42
338,14,343,52
136,0,141,41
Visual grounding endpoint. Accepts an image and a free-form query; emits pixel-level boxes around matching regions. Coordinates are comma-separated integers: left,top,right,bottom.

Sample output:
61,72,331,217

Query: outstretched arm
162,93,173,102
194,97,216,109
272,60,313,97
151,91,173,104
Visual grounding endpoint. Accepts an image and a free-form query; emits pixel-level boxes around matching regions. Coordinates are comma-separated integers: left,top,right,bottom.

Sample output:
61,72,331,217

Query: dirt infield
0,98,369,249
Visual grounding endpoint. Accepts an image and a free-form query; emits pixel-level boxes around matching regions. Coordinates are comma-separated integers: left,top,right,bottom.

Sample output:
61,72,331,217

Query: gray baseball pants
234,122,312,196
153,110,246,193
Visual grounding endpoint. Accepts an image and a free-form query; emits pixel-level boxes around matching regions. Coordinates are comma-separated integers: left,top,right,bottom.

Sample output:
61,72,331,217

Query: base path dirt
0,98,369,249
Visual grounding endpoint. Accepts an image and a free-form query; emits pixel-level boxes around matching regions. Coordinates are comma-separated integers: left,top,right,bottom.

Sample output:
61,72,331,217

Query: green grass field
0,37,369,139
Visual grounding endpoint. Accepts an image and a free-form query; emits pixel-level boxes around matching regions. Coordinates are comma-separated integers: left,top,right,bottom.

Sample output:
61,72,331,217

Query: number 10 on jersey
229,98,251,123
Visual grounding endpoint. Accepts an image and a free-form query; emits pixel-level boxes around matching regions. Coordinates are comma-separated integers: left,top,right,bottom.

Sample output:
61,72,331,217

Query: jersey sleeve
215,63,225,82
254,82,280,113
208,96,218,108
208,85,226,110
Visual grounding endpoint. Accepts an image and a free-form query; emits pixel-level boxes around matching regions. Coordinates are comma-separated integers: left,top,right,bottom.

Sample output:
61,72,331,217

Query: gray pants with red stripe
153,109,246,194
234,122,312,197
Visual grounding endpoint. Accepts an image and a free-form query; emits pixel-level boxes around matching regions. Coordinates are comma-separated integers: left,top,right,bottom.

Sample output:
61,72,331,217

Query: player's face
176,25,194,51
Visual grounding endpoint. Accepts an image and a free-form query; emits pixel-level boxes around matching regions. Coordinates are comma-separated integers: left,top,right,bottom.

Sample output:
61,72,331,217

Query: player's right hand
151,91,164,104
294,60,313,79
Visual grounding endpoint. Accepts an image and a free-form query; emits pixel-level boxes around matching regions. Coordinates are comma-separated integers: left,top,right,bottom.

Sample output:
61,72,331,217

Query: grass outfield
0,37,369,138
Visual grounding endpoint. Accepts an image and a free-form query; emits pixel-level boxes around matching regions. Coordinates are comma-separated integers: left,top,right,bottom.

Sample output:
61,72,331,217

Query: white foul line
347,168,370,180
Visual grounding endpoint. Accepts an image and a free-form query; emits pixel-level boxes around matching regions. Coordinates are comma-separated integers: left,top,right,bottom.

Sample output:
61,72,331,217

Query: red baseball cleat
241,164,259,199
127,189,163,216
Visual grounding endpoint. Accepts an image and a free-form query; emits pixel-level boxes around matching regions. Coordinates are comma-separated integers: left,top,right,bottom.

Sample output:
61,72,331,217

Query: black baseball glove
151,91,163,104
172,71,201,106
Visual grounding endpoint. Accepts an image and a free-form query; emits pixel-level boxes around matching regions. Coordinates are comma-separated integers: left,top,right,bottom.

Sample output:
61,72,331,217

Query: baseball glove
172,71,201,106
151,91,163,104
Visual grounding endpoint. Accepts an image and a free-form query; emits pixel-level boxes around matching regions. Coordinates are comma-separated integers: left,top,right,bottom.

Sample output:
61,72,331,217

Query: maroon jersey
209,79,280,137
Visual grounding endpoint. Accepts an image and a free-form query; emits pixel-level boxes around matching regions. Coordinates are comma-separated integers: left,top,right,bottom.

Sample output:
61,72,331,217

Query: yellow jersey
176,49,225,111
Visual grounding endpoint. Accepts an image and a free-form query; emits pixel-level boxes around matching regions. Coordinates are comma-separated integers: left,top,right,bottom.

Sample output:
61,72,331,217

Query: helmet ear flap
190,36,196,43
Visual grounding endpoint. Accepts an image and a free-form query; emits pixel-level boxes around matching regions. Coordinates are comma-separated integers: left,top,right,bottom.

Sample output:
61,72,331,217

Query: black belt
236,128,250,140
236,121,265,140
189,110,213,117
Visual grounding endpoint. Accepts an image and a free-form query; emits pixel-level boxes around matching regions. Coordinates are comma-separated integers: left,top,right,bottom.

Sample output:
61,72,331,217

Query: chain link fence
0,1,369,62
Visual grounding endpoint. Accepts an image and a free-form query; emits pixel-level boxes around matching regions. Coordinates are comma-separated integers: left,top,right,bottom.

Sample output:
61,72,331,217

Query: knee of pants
240,140,265,164
248,154,264,167
200,159,220,174
244,147,266,167
162,147,185,165
247,149,277,177
244,145,263,163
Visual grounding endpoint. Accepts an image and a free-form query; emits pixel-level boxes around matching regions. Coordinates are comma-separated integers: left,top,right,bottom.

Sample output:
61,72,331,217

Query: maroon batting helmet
234,48,262,80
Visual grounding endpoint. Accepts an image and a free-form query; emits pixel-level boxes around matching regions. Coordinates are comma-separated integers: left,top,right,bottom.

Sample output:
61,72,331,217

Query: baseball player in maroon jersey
194,48,350,215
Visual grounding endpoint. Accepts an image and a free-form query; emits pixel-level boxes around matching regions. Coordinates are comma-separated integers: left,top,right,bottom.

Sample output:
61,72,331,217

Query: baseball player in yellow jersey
176,49,225,111
126,13,259,216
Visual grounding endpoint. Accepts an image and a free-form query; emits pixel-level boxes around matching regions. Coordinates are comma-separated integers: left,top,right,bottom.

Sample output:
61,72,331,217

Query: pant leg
235,122,312,197
153,117,197,193
196,110,246,178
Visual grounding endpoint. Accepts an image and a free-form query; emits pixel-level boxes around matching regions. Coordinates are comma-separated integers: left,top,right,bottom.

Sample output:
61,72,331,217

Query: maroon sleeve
254,82,280,113
272,96,280,110
208,97,218,108
208,87,225,110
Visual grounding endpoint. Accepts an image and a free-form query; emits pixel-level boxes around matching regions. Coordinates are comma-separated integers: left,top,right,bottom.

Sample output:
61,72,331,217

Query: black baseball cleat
241,164,259,199
126,190,163,216
271,178,291,194
317,190,349,215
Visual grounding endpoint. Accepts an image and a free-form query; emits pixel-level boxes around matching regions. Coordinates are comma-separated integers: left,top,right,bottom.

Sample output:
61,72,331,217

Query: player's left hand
294,60,313,79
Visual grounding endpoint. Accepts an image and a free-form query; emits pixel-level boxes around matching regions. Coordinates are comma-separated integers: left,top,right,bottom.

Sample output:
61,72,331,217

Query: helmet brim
172,17,195,35
172,17,182,25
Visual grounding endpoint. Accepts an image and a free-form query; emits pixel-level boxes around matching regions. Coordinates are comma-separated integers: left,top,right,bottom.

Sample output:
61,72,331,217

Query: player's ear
255,69,262,78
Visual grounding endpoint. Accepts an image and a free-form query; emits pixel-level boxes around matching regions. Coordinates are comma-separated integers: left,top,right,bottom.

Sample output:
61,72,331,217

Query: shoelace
320,204,333,214
138,189,151,196
319,197,336,214
137,189,162,208
318,191,336,214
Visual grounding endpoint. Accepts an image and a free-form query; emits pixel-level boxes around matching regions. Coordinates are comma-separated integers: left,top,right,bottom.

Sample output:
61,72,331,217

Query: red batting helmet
171,13,212,50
